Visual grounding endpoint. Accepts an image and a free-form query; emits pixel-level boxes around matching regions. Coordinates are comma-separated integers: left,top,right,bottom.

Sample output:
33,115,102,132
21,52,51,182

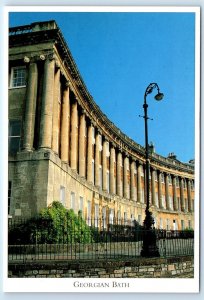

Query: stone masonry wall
8,256,193,278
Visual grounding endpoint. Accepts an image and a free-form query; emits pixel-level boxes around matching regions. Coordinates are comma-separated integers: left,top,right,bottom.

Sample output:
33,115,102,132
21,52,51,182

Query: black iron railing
8,217,194,262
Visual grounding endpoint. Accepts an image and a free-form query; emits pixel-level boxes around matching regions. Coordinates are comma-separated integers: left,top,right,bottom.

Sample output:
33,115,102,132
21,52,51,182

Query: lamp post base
140,229,160,257
140,209,160,257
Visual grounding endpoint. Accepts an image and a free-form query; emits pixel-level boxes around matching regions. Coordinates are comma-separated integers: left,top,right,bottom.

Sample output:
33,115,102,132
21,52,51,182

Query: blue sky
9,11,196,163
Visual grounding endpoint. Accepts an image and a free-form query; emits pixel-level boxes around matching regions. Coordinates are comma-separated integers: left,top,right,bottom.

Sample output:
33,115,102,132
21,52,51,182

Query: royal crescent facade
8,21,195,230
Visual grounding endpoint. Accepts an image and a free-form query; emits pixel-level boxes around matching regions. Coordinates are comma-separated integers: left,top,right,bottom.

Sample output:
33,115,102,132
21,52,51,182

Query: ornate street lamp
140,83,164,257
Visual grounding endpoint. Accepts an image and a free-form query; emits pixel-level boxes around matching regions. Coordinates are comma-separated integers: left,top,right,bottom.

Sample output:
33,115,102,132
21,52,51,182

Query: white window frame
109,209,114,225
10,66,26,88
60,186,65,206
87,201,91,226
138,215,142,225
102,207,107,229
95,204,99,227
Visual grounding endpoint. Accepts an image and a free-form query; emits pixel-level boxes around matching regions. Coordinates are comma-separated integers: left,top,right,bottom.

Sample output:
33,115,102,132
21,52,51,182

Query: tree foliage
8,201,93,244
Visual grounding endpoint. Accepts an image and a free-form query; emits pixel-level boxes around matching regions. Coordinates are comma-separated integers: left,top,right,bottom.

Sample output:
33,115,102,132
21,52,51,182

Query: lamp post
140,83,164,257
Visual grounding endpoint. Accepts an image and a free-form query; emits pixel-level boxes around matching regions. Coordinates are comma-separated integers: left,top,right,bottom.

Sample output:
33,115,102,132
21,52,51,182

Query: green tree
8,201,93,244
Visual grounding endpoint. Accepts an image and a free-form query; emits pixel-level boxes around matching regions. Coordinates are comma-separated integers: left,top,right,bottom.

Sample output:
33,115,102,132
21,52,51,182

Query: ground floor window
173,219,178,230
95,204,99,227
109,209,114,225
138,215,142,225
70,191,75,211
160,218,163,229
9,120,21,155
87,200,91,226
79,196,83,215
181,219,185,230
60,186,65,206
102,207,107,228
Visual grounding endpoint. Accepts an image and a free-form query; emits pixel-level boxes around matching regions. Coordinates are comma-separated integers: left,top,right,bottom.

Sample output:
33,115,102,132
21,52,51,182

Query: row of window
158,218,192,230
8,182,193,230
59,184,195,214
59,187,193,229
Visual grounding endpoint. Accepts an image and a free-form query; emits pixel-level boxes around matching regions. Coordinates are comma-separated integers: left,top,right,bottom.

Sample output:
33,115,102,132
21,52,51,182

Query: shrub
8,201,93,244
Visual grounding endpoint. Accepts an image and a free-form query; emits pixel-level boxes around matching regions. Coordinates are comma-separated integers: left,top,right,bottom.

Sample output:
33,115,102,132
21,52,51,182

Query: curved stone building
8,20,194,230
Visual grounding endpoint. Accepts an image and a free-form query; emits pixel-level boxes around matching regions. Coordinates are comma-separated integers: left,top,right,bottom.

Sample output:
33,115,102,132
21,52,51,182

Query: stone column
158,172,163,208
172,176,178,211
87,122,93,183
151,168,156,206
60,83,70,162
102,138,107,191
165,174,170,210
165,173,170,210
187,179,192,212
94,130,100,187
79,111,86,177
180,178,185,211
137,162,142,203
116,150,122,197
23,62,38,150
130,159,136,201
70,100,78,170
123,155,129,199
52,68,60,153
39,58,55,148
110,144,116,194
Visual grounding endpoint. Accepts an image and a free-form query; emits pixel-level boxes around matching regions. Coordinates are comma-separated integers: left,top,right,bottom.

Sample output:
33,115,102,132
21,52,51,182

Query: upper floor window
10,66,26,88
9,120,21,155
